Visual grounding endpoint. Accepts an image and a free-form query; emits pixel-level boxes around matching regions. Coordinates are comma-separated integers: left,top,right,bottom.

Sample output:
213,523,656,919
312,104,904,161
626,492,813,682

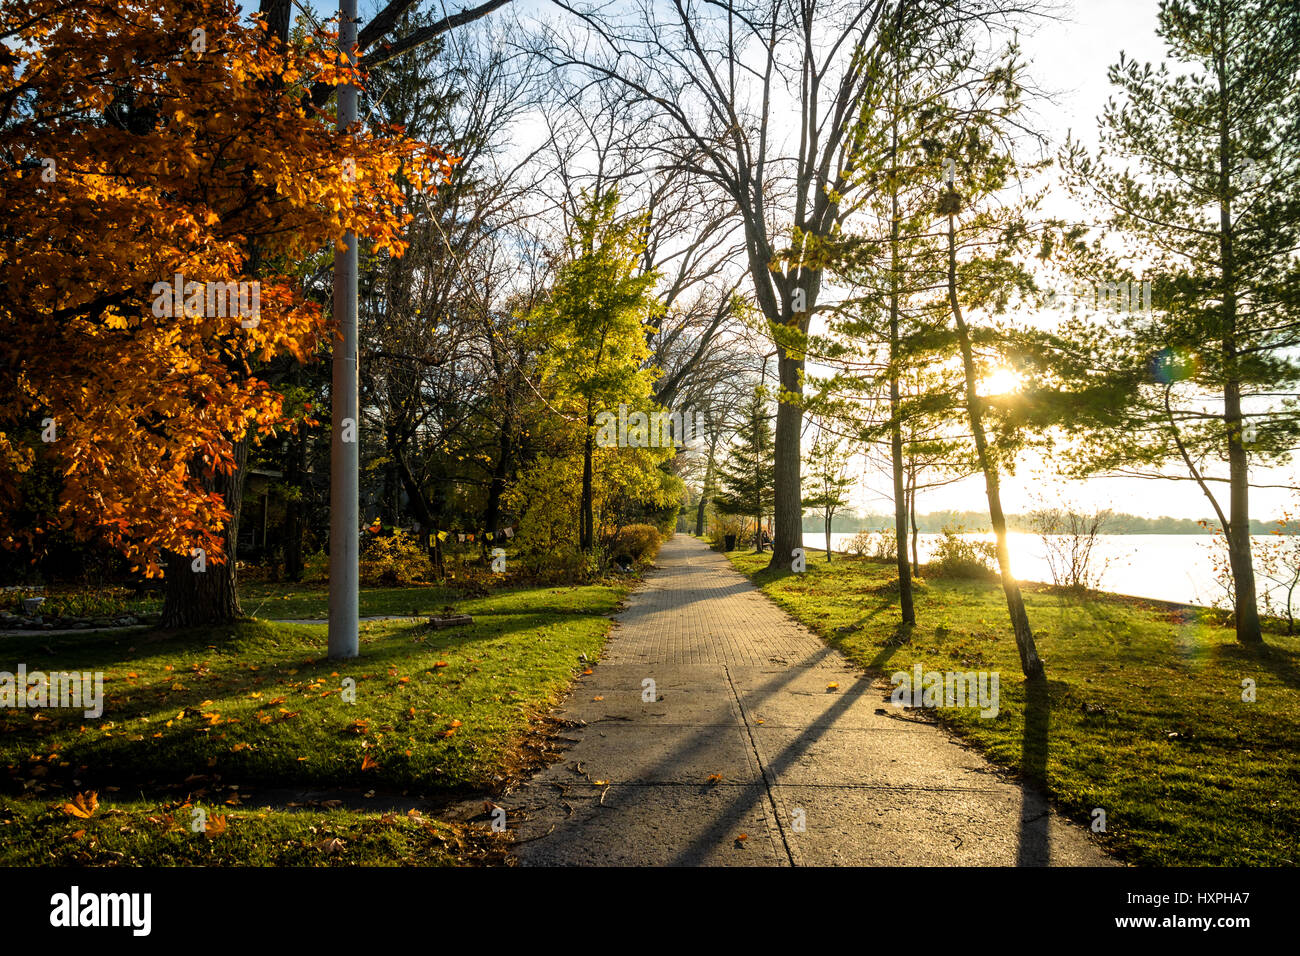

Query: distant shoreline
804,513,1296,536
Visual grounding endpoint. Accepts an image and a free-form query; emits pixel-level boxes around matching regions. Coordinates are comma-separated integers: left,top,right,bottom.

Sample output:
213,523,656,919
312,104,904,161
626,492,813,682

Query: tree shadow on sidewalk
1017,676,1053,866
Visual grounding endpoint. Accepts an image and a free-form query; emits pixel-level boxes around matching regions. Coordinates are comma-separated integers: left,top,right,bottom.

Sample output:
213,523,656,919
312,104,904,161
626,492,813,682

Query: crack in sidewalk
722,662,802,867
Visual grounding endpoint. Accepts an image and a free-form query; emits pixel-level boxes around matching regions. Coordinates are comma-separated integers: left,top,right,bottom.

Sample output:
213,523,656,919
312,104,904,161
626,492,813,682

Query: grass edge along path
725,546,1300,867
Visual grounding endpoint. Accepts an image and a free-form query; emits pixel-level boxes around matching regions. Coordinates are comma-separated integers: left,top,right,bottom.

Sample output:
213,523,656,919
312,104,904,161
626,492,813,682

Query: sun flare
978,366,1024,397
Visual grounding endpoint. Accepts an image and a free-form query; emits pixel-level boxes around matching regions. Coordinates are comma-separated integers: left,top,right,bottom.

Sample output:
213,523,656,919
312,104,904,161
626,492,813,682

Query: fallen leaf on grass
62,792,98,819
204,815,228,838
360,754,380,772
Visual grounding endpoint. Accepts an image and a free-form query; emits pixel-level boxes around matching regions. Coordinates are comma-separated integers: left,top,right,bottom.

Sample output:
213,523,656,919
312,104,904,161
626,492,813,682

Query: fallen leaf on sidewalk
706,773,723,784
826,682,839,691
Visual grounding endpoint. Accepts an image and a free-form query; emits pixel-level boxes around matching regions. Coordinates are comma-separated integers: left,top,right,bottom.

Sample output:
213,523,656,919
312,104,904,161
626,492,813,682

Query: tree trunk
767,349,803,567
580,411,595,552
825,515,832,562
694,451,713,537
483,400,513,540
1216,46,1263,646
387,422,438,552
258,0,292,43
946,211,1043,679
161,434,250,628
908,466,920,577
1225,382,1262,644
888,157,915,624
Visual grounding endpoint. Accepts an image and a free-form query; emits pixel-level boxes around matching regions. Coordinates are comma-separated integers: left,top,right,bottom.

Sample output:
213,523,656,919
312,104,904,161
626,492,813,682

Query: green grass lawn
727,548,1300,867
0,800,500,866
0,581,627,865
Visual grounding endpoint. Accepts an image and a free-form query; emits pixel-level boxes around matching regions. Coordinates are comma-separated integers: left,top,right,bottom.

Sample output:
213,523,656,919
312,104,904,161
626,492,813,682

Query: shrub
36,589,131,620
302,551,329,583
359,528,433,586
607,524,661,567
1028,503,1112,591
505,456,580,562
845,530,896,561
929,526,998,579
707,513,748,551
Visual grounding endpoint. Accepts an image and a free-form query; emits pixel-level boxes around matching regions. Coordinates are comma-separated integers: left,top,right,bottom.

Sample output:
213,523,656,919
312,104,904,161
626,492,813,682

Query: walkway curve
508,534,1115,867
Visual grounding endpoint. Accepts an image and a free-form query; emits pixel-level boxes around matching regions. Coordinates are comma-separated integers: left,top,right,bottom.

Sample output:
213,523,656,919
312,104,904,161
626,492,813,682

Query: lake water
798,531,1288,608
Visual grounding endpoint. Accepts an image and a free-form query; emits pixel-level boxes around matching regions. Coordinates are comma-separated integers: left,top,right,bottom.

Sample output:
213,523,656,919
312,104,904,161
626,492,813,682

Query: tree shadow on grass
1218,640,1300,691
0,613,605,796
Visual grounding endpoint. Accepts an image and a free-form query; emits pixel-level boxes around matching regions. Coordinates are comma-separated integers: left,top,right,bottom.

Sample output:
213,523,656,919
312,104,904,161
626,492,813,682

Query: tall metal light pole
329,0,360,659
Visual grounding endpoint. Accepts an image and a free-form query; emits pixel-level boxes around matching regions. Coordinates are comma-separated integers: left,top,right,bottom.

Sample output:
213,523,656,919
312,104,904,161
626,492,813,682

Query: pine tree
1062,0,1300,645
713,387,776,552
803,426,854,562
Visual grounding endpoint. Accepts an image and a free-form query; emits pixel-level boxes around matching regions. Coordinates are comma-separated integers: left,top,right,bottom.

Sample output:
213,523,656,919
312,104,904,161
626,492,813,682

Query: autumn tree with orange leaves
0,0,452,624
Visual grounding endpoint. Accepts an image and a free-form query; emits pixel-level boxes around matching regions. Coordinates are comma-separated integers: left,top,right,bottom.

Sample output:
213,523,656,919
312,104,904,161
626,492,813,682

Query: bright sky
295,0,1296,521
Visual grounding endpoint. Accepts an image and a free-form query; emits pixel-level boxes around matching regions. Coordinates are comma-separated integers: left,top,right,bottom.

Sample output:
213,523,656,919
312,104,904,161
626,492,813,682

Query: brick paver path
508,534,1115,867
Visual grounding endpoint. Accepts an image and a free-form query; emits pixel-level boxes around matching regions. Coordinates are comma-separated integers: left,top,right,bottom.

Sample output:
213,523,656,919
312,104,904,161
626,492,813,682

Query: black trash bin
723,534,736,551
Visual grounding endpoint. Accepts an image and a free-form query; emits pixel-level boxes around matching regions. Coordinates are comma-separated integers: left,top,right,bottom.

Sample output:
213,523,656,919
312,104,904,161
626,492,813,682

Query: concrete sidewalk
507,534,1115,867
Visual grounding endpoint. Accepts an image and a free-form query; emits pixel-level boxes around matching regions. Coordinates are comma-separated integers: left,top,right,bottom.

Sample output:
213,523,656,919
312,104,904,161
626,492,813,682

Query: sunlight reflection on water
800,531,1284,607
